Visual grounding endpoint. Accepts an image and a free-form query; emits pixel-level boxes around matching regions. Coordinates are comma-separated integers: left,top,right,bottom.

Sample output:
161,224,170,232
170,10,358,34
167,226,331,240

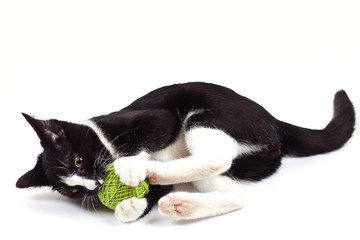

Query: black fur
17,82,355,216
17,114,106,198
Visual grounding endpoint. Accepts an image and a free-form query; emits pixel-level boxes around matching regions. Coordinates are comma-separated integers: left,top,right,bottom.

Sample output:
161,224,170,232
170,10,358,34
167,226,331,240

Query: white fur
84,114,257,221
113,151,149,187
148,126,261,220
147,127,261,185
186,127,260,158
182,109,206,127
61,174,98,190
151,132,189,162
115,197,148,222
158,175,244,220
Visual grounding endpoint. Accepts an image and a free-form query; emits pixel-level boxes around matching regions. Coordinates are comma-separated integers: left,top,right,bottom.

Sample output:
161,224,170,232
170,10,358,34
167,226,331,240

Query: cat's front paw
113,151,149,187
115,197,148,222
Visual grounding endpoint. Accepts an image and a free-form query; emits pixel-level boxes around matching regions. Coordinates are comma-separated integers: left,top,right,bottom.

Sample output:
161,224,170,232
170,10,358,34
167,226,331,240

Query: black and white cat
16,82,355,222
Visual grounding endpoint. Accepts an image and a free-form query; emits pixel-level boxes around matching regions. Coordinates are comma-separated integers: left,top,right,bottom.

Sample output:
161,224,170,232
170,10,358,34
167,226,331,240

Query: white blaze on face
61,174,98,191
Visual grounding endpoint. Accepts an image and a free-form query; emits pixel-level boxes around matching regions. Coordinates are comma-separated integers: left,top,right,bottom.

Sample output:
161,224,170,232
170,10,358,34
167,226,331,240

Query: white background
1,1,359,239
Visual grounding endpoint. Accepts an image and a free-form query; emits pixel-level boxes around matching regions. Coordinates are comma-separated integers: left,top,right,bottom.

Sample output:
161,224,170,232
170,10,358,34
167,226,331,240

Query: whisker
81,194,88,211
95,143,109,165
95,146,111,168
95,153,113,171
56,158,69,168
90,195,97,211
109,130,129,146
54,186,70,197
81,194,100,212
93,129,132,171
95,129,128,163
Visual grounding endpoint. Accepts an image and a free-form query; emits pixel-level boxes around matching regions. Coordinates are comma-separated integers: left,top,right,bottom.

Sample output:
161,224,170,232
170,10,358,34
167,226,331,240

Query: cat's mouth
97,176,105,185
96,177,105,191
61,174,105,196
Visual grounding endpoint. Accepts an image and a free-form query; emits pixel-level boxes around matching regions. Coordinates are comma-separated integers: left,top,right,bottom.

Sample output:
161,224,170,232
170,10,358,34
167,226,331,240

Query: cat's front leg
113,151,149,187
146,155,232,185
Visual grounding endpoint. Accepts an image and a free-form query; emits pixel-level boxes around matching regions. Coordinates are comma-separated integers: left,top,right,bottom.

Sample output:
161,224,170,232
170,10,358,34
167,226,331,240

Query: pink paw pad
160,196,189,218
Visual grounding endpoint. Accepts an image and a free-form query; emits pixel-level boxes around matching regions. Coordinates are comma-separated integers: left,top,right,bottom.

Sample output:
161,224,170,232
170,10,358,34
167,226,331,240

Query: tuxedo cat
16,82,355,222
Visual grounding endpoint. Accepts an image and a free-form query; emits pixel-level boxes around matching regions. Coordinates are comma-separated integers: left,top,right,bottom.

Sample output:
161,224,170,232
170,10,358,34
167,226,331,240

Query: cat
16,82,355,222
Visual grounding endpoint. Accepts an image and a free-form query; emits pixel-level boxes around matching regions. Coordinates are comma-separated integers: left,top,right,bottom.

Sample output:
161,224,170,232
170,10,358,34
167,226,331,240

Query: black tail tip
332,89,355,131
333,90,355,114
334,90,350,102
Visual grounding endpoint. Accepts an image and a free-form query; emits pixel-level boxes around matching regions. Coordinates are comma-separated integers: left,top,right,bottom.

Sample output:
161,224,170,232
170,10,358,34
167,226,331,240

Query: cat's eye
74,156,83,168
71,188,79,194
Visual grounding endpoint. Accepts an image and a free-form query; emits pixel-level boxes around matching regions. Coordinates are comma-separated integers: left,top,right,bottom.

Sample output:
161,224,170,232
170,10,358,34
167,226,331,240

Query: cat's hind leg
148,127,261,185
158,175,244,220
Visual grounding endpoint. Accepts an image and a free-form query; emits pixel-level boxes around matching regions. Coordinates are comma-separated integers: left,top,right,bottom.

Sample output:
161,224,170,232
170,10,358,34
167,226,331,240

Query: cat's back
125,82,243,111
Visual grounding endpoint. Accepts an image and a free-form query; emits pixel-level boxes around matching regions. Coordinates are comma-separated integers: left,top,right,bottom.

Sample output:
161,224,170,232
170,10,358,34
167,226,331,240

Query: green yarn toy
97,163,149,210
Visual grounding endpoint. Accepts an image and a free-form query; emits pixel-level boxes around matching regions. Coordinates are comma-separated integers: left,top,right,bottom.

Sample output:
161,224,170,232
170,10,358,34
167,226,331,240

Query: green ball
97,163,149,210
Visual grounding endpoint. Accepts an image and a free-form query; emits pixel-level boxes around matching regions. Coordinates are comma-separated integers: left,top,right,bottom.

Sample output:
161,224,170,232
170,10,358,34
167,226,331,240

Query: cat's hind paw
158,195,189,219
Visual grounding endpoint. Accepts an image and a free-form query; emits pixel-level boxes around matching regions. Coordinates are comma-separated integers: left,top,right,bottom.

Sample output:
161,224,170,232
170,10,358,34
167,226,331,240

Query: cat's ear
16,155,51,188
22,113,65,148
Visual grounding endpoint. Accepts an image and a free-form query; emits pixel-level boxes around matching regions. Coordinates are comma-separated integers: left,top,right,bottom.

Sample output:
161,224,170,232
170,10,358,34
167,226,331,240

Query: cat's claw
158,195,189,219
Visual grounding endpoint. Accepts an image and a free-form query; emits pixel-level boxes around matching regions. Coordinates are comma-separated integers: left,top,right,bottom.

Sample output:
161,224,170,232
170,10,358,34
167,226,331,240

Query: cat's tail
278,90,355,157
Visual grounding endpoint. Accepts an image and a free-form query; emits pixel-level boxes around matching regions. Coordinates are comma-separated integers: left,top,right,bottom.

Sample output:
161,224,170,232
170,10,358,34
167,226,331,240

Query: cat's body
17,82,355,222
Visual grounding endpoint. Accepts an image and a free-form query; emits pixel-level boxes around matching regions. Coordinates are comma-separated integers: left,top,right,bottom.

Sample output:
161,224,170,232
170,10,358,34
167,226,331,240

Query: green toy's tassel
97,163,149,210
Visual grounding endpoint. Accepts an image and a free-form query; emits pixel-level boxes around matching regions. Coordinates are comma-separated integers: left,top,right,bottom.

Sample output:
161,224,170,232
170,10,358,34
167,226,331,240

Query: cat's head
16,113,111,202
